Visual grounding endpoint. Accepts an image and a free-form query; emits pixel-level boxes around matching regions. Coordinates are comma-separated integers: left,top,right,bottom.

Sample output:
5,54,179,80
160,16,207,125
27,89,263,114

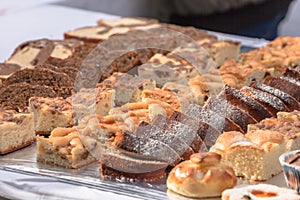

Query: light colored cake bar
37,127,96,168
29,97,75,135
0,110,35,154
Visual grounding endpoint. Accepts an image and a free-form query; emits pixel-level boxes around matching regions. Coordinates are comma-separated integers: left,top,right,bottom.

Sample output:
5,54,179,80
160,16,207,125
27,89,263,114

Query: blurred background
55,0,300,39
0,0,299,61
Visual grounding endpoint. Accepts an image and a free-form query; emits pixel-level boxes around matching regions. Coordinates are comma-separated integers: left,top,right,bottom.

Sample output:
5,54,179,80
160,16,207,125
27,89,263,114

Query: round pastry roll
167,152,237,198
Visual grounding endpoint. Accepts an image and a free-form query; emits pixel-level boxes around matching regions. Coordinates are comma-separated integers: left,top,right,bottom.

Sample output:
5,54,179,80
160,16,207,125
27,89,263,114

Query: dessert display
0,110,35,154
167,152,237,198
2,16,300,199
222,184,300,200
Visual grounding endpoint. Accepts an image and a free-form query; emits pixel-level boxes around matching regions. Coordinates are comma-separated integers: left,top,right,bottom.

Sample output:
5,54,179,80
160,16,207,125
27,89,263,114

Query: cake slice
110,130,181,166
100,72,155,106
29,97,75,135
100,148,168,181
247,116,300,152
250,81,300,112
264,76,300,102
141,88,189,113
0,83,57,112
219,59,266,89
169,111,220,149
6,38,83,68
2,67,74,98
0,63,22,81
218,85,272,121
36,127,96,168
240,86,289,117
281,67,300,86
204,97,257,132
210,130,287,181
151,114,204,153
186,104,243,133
0,110,35,154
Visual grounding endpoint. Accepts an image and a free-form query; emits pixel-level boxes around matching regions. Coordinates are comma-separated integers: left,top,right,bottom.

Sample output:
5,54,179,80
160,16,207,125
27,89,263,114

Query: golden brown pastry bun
167,152,237,198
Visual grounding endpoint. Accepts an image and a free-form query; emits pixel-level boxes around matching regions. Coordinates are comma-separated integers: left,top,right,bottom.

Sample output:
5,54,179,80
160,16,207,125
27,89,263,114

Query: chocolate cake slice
113,130,181,165
134,121,194,160
204,97,257,132
0,63,22,80
186,104,243,133
240,86,289,117
0,83,57,112
100,148,168,181
218,85,272,121
264,76,300,102
169,111,220,148
250,81,300,112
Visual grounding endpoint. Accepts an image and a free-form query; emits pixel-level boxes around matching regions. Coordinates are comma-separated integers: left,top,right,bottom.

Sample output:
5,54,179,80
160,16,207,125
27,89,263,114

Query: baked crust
167,152,237,198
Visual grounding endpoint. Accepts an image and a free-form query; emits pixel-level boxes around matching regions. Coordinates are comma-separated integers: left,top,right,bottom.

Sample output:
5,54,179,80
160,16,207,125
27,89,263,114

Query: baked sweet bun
167,152,237,198
222,184,300,200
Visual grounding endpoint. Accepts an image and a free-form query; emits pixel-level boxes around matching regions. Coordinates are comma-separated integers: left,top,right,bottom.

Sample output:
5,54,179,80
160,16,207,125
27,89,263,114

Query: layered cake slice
186,104,243,133
37,127,96,168
29,97,75,135
250,81,300,111
218,85,272,121
240,86,289,117
210,130,287,181
264,76,300,102
0,110,35,154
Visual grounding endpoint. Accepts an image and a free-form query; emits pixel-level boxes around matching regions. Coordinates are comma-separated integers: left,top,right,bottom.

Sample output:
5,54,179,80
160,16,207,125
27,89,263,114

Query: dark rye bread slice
240,86,289,117
134,121,194,160
0,83,57,112
186,104,243,133
250,81,300,112
100,149,168,181
218,85,272,121
3,68,74,98
264,76,300,102
113,130,181,166
281,68,300,86
204,97,257,133
169,111,220,148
